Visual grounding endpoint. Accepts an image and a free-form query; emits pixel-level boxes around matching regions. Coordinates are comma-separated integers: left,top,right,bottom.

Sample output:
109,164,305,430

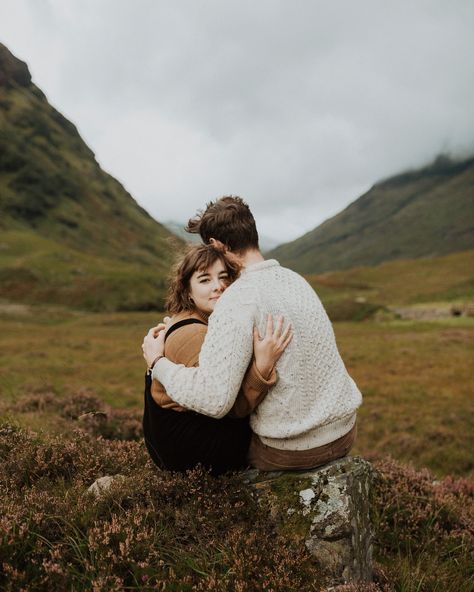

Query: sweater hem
258,413,357,451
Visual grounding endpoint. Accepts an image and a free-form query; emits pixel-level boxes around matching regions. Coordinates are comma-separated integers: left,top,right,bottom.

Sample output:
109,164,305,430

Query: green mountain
0,43,181,310
270,155,474,274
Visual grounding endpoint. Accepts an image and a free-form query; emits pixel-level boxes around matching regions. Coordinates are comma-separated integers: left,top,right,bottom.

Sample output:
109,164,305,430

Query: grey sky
1,0,473,243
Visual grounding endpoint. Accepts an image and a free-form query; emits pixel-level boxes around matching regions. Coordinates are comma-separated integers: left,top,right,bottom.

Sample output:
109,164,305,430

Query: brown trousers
248,423,357,471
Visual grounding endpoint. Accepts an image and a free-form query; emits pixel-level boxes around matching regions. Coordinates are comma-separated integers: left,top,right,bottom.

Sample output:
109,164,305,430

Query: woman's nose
212,279,224,291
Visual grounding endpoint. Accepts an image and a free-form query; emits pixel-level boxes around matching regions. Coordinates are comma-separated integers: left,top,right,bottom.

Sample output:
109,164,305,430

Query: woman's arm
150,320,207,410
230,315,293,418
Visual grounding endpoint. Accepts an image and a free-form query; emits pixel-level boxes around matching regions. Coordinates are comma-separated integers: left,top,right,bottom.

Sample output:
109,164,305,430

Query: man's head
186,196,259,254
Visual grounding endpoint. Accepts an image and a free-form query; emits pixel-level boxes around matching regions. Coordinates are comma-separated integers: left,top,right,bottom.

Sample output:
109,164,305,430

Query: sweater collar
241,259,280,275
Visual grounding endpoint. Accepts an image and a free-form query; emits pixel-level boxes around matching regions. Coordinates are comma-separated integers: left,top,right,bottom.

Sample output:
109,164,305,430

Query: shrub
1,408,472,591
372,458,474,591
0,423,326,591
325,299,383,322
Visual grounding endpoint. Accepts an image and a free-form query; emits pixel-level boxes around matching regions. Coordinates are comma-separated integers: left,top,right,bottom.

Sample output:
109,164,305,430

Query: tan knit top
151,310,277,418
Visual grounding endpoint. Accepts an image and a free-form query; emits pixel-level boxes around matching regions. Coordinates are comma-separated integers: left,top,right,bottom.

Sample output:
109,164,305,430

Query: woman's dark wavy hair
165,244,241,314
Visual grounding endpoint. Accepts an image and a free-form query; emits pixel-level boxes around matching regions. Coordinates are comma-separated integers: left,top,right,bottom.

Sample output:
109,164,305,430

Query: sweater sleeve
152,296,255,418
230,360,278,418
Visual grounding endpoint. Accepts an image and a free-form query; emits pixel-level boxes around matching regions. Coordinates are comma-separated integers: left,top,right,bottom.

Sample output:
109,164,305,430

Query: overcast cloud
1,0,473,244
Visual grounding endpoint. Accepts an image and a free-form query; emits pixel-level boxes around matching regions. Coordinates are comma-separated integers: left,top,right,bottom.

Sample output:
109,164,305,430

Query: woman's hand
253,314,293,379
142,326,166,369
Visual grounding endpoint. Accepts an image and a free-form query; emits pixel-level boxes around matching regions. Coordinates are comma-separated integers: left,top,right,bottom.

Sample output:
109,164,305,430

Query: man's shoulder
258,260,312,292
218,274,257,303
210,278,257,323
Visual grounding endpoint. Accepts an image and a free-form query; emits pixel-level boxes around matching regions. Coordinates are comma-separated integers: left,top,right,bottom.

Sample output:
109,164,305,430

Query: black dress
143,319,252,476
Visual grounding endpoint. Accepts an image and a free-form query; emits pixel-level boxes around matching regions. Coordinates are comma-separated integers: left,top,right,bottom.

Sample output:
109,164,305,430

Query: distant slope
270,155,474,273
0,43,181,310
163,221,202,244
303,249,474,321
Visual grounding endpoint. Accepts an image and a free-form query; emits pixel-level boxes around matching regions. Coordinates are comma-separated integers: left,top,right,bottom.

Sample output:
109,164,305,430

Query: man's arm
152,301,255,418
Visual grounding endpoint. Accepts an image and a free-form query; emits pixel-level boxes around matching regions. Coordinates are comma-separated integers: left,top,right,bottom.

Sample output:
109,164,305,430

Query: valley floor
1,306,472,477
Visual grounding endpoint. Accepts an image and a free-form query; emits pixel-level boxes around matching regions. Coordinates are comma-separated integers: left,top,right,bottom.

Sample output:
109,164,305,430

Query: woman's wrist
256,361,273,380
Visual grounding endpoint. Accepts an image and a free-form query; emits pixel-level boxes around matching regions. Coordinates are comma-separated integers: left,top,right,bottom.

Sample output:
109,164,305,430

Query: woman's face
189,259,229,314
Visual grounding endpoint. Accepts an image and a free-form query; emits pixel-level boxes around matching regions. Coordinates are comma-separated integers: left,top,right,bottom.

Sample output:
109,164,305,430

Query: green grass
305,249,474,320
0,230,171,311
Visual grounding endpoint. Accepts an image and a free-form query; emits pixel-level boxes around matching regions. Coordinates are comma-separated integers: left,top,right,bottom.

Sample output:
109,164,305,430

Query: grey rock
245,456,374,584
88,475,125,498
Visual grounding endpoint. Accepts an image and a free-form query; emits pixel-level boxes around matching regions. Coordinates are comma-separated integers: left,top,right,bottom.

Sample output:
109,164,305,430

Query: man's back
221,259,362,449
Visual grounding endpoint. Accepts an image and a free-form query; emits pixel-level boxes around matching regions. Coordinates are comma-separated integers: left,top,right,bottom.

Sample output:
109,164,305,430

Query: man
143,196,362,470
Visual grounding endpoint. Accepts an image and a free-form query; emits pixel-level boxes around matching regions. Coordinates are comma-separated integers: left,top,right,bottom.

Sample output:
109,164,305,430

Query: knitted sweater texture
151,310,277,416
153,259,362,451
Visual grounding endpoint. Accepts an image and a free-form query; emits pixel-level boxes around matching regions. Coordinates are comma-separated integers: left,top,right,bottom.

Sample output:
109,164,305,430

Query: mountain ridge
269,154,474,274
0,43,181,310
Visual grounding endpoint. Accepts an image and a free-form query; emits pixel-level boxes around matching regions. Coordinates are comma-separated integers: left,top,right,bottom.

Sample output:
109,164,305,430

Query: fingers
257,314,293,353
280,322,292,343
280,327,293,350
273,315,284,338
153,323,166,337
253,325,261,344
265,313,273,337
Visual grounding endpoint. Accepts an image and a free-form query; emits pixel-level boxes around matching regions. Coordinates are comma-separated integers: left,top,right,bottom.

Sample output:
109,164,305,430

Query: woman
143,244,292,475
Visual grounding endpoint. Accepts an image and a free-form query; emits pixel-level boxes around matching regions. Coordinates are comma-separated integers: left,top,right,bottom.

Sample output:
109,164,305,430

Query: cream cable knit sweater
153,259,362,451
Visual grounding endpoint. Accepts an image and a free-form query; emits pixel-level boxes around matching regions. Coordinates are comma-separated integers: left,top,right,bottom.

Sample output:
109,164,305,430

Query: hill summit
270,155,474,274
0,43,181,310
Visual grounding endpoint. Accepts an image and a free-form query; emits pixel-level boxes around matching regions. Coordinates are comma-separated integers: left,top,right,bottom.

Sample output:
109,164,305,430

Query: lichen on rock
243,456,374,584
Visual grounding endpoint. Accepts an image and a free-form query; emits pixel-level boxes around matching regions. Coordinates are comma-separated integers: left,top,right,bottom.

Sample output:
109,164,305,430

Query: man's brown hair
165,244,241,314
186,196,259,253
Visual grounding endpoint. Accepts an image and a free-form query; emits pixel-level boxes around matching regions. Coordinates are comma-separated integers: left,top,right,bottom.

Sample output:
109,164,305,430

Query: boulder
87,474,125,498
243,456,374,584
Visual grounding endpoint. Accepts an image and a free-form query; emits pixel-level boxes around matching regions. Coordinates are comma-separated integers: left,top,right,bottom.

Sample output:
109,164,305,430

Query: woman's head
166,244,241,315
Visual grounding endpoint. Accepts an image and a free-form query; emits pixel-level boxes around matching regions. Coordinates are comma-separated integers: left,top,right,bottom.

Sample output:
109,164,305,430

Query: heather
0,422,472,591
0,423,326,591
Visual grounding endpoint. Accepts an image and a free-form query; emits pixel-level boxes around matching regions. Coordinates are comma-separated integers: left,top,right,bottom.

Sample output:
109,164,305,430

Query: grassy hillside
271,155,474,274
304,249,474,321
0,43,181,310
0,230,171,311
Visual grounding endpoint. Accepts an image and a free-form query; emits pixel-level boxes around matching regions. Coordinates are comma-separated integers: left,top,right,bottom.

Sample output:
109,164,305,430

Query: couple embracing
142,196,362,475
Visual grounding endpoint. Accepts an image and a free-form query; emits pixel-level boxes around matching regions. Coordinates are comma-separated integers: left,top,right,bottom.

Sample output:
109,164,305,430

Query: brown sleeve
165,323,207,367
151,323,207,410
230,358,278,418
